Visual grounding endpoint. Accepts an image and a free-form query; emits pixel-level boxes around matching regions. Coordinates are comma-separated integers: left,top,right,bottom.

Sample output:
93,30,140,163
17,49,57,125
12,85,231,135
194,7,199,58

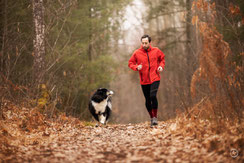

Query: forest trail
1,103,243,162
2,118,239,163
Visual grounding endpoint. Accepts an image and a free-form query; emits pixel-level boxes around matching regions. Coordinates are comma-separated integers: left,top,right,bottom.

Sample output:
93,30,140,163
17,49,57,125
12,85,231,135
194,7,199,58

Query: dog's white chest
91,99,107,114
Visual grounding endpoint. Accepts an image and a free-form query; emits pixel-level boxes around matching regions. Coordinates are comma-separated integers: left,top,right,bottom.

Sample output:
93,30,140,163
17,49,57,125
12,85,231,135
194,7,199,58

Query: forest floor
0,101,243,162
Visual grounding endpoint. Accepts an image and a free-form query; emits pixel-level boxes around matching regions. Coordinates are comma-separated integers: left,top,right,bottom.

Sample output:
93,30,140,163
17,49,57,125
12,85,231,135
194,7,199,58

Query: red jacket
128,45,165,85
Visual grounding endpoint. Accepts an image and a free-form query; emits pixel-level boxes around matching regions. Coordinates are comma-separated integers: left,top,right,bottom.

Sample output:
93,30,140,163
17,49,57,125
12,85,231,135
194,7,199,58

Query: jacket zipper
146,51,151,82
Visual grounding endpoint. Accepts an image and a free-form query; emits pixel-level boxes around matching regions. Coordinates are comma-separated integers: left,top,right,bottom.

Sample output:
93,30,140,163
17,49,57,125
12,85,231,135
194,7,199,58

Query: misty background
112,0,195,123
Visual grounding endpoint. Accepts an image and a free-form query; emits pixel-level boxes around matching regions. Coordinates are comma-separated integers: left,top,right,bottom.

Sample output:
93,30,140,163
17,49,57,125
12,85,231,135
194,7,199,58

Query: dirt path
7,121,238,163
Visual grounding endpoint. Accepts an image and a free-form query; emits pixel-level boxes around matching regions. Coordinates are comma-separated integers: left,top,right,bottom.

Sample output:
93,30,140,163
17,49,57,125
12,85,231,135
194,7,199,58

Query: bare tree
32,0,45,86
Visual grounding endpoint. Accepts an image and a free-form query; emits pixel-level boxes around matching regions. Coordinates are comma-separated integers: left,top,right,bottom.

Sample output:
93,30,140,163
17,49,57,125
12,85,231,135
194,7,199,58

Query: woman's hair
141,34,151,43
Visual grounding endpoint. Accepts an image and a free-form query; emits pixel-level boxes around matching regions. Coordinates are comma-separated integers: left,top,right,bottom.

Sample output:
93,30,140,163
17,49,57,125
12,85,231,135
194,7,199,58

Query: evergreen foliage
0,0,130,119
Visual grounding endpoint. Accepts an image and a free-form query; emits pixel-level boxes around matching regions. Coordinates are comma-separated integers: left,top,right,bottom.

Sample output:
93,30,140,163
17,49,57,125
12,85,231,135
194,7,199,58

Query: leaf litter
0,101,243,162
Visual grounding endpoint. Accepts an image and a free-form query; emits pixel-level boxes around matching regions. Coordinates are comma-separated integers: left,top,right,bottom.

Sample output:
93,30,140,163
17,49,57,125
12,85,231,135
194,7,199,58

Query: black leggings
141,81,160,113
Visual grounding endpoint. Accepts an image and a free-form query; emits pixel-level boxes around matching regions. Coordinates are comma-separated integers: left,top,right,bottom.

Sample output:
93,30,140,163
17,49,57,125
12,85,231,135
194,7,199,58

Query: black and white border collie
89,88,114,125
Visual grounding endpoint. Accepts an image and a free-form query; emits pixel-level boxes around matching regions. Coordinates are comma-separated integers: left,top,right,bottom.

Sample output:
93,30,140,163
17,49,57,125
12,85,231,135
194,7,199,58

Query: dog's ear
97,88,104,92
97,88,108,92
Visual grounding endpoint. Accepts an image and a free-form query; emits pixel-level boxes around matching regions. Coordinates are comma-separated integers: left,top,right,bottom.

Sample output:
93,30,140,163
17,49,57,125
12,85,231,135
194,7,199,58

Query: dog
89,88,114,125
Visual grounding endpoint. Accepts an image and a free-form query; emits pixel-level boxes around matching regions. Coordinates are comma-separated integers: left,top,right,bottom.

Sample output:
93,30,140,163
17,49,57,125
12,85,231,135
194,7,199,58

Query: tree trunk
88,4,93,61
32,0,45,86
1,0,7,74
186,0,193,106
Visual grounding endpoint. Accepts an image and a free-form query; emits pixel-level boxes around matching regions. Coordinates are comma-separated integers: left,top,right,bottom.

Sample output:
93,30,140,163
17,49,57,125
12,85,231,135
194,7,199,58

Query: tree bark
88,4,93,62
186,0,193,106
32,0,45,86
1,0,7,73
